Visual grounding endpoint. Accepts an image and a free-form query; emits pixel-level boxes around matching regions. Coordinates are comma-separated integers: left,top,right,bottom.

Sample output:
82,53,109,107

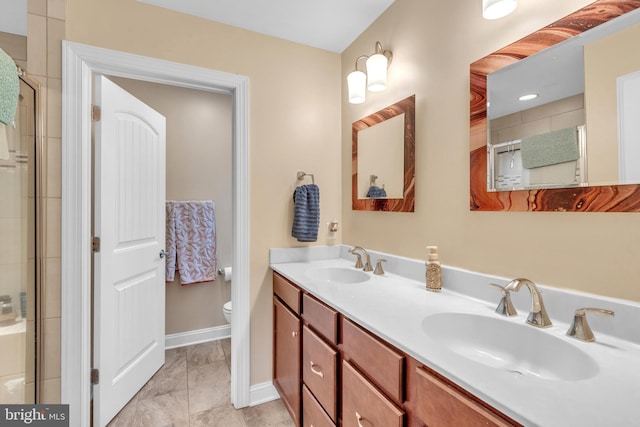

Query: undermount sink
306,267,370,284
421,312,599,381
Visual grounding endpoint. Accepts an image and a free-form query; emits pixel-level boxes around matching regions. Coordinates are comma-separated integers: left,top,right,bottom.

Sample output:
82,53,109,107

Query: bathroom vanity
273,271,517,427
271,245,640,427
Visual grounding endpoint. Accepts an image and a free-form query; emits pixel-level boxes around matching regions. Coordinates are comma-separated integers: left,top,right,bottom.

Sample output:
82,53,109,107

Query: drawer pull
292,331,298,337
356,411,365,427
309,361,324,378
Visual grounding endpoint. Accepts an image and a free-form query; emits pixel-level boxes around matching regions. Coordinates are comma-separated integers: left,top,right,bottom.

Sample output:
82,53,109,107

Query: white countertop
270,246,640,427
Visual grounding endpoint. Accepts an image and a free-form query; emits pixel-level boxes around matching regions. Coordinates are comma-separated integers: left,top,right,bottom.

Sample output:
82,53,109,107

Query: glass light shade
347,70,367,104
366,53,388,92
482,0,517,20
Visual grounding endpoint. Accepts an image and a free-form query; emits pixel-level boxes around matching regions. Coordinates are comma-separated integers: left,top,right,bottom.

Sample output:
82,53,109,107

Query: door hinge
91,105,101,122
92,236,101,253
91,369,99,385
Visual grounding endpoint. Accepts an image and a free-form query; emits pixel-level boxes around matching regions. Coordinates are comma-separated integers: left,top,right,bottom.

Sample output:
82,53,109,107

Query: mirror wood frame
352,95,415,212
470,0,640,212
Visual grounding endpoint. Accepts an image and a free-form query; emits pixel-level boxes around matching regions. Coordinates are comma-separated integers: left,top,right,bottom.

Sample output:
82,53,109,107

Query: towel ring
296,171,315,185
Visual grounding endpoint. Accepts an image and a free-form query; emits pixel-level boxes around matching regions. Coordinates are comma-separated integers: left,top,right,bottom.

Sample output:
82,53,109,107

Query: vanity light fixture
518,93,538,101
347,41,393,104
483,0,517,20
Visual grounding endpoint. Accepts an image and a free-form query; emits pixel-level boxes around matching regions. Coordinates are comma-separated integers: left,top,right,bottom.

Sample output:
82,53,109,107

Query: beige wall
65,0,342,386
342,0,640,304
110,77,233,335
585,23,640,184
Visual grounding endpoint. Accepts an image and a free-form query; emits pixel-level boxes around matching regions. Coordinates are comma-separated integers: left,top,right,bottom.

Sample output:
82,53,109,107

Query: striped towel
292,184,320,242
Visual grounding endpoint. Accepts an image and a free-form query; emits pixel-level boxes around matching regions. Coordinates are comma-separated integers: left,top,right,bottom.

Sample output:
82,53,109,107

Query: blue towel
292,184,320,242
366,185,387,198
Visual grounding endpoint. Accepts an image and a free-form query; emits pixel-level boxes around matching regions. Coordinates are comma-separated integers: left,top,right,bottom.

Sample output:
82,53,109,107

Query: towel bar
296,171,315,184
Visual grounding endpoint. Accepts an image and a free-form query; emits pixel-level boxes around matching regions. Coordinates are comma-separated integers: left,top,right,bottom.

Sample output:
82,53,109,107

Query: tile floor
107,338,295,427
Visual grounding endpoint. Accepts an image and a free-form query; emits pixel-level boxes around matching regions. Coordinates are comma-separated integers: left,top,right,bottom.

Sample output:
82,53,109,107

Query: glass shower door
0,75,40,404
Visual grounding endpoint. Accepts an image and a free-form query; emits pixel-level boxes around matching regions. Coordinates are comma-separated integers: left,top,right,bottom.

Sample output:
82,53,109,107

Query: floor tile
106,340,293,426
241,400,296,427
138,347,188,399
220,338,232,371
187,360,231,414
132,389,189,427
190,403,247,427
187,341,225,367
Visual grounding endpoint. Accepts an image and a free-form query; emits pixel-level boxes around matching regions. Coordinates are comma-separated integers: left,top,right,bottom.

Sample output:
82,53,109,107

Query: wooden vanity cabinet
273,271,519,427
273,274,302,426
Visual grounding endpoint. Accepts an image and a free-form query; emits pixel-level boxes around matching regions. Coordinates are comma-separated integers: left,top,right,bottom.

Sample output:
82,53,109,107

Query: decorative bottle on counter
426,246,441,292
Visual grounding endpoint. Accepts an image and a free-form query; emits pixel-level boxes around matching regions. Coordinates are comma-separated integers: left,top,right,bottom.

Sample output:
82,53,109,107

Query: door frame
61,41,250,426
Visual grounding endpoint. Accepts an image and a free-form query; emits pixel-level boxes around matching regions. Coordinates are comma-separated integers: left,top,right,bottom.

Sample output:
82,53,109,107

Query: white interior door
93,75,167,427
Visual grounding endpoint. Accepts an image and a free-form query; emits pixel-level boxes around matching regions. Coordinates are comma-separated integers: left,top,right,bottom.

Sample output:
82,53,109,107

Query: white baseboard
249,381,280,407
165,324,231,349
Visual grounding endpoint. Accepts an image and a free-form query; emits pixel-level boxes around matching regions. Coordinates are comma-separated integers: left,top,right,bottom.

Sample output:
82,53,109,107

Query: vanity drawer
302,385,335,427
302,325,338,422
341,317,404,403
415,366,518,427
342,360,404,427
274,272,301,315
302,294,339,345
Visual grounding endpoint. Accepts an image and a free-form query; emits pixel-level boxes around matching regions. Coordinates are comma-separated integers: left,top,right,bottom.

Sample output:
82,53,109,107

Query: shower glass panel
0,75,41,404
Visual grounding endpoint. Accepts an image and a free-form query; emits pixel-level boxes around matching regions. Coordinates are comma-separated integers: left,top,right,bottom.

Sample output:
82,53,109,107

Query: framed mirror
470,0,640,211
352,95,415,212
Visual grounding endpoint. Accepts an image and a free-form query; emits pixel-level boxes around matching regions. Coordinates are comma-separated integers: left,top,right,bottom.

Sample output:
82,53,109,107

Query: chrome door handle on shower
159,249,167,259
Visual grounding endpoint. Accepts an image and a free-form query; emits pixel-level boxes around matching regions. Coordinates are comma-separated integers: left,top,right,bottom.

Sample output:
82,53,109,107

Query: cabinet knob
356,411,365,427
291,331,298,338
309,361,324,378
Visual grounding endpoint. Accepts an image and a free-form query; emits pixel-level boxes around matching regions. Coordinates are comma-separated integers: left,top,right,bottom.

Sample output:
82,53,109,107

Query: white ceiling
137,0,395,53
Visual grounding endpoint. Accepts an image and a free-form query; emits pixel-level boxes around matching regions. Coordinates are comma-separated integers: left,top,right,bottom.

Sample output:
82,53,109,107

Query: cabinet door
415,366,518,427
342,317,404,404
342,360,404,427
302,325,338,421
302,385,336,427
274,297,301,426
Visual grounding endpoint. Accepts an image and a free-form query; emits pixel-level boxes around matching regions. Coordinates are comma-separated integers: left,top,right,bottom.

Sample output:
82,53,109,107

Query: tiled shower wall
27,0,65,403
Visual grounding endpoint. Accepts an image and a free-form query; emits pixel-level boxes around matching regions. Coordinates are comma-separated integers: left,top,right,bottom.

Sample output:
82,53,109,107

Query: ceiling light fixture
347,41,393,104
483,0,517,20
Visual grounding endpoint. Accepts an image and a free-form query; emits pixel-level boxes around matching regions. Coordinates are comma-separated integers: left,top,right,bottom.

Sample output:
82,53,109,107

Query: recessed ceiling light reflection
518,93,539,101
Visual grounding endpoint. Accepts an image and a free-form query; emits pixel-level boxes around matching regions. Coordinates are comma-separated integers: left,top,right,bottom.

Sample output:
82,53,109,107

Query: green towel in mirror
520,127,579,169
0,48,19,126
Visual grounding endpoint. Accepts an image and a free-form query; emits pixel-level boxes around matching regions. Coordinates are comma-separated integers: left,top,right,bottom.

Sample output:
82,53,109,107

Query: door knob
159,249,167,259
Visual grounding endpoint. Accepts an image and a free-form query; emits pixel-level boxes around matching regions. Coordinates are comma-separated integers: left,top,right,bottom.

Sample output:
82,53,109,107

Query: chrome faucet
504,278,553,328
348,246,373,272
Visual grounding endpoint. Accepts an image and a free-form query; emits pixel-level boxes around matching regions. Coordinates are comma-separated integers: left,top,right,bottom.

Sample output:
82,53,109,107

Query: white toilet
223,301,232,324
